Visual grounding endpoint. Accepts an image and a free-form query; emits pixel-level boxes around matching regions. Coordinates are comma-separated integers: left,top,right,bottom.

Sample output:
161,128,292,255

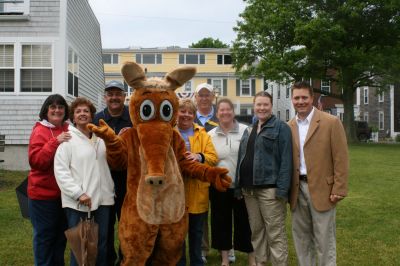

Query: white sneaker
228,249,236,263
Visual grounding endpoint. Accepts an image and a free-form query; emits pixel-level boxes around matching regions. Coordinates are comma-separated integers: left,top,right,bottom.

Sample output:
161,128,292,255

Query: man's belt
299,175,308,182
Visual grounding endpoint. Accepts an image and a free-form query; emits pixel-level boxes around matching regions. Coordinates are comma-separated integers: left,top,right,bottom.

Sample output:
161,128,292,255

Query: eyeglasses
197,93,213,98
49,104,65,111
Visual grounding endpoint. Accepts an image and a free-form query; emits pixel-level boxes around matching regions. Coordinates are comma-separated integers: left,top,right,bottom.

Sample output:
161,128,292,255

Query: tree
232,0,400,142
190,37,229,48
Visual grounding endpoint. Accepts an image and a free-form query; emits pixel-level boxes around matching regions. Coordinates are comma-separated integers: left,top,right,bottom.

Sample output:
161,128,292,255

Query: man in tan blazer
288,81,349,266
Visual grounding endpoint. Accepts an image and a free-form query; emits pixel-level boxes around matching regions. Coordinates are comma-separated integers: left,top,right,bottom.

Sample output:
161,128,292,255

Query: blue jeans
29,198,67,266
177,212,206,266
64,206,111,266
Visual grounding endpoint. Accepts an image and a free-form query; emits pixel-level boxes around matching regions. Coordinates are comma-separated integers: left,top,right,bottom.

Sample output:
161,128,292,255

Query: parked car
355,121,372,141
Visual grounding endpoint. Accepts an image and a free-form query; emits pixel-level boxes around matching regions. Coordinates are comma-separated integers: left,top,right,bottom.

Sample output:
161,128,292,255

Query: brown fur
88,62,231,266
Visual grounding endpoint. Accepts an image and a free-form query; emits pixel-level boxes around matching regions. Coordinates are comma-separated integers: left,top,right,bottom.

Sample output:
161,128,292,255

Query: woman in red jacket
28,94,71,265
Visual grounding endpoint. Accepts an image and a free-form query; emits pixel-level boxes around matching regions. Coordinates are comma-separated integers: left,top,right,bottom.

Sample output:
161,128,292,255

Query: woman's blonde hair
178,98,197,114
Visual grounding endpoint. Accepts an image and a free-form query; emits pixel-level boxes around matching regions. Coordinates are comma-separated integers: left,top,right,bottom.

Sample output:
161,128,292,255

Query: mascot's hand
87,119,117,143
207,167,232,192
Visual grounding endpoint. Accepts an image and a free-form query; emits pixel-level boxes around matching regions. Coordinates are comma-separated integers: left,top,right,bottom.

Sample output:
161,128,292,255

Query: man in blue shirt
193,83,221,263
194,83,218,132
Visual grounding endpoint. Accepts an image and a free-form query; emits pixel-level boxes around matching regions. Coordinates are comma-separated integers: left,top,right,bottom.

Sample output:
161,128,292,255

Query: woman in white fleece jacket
54,97,114,266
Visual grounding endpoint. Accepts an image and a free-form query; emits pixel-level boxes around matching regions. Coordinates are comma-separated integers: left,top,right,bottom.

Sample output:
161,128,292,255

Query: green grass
1,143,399,265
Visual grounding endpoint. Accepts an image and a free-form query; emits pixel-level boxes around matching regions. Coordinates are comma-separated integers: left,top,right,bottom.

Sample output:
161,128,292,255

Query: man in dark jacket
93,80,132,265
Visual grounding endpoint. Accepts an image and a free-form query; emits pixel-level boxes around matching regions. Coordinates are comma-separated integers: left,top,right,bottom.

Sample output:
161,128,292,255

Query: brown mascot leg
150,213,188,266
119,208,159,266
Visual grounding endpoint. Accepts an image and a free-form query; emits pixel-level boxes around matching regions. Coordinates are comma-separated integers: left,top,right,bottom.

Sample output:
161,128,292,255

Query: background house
102,47,265,116
0,0,104,170
357,85,399,139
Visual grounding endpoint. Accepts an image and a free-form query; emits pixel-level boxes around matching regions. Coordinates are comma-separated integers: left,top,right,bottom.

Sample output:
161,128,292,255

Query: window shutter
251,79,256,96
236,79,240,96
223,79,227,96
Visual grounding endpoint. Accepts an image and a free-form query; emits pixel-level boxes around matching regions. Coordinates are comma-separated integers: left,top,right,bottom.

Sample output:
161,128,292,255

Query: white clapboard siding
0,0,60,36
0,99,43,144
66,0,105,105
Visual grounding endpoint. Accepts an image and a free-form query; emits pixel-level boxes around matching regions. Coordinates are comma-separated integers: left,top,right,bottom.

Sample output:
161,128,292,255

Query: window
240,79,251,96
212,79,222,96
363,87,369,104
286,109,290,122
0,44,14,92
217,54,232,65
184,80,192,92
0,0,29,15
286,86,290,98
102,53,118,64
277,111,281,119
363,112,369,122
135,53,162,64
123,81,133,98
378,91,384,102
21,44,52,92
263,80,268,91
339,112,344,121
179,54,205,64
321,80,331,93
68,48,79,97
379,111,384,130
277,86,280,99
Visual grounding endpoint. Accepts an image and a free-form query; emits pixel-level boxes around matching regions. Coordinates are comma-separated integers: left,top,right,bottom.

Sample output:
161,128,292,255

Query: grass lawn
0,143,399,265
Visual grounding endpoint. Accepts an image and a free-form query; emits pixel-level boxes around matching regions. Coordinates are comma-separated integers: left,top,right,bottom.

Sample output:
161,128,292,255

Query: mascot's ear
121,61,146,88
165,67,196,90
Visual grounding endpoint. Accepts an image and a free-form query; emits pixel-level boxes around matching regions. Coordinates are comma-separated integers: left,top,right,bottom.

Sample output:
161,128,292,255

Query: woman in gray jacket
236,91,292,266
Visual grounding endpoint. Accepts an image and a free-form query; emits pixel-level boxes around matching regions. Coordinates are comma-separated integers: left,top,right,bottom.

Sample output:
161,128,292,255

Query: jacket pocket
261,133,278,153
325,175,334,185
262,133,278,140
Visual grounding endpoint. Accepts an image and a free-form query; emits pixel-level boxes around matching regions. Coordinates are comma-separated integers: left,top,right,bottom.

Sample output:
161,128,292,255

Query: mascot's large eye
159,100,173,121
140,99,155,121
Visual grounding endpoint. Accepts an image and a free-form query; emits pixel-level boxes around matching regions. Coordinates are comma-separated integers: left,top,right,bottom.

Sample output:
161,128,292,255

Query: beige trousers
242,188,288,266
292,181,336,266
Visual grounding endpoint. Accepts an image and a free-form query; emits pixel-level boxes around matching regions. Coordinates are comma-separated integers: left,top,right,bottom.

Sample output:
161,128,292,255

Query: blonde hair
178,98,197,114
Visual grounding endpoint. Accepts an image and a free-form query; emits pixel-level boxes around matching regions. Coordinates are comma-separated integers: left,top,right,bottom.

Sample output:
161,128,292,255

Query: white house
0,0,105,170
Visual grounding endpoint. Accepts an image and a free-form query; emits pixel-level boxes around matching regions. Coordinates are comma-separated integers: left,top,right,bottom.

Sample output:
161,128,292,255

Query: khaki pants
292,181,336,266
242,188,288,266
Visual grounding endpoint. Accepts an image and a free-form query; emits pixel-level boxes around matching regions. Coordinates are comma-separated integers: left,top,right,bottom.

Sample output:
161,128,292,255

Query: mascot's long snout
136,121,173,187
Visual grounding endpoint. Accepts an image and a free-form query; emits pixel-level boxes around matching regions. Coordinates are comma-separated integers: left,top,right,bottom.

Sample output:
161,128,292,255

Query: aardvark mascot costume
89,62,231,265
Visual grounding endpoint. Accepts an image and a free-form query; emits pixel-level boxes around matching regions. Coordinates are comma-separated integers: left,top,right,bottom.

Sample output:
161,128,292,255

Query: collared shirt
296,107,315,175
196,106,215,126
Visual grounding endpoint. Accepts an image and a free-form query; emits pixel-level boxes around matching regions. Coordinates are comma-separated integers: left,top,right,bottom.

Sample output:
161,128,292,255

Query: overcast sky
88,0,246,49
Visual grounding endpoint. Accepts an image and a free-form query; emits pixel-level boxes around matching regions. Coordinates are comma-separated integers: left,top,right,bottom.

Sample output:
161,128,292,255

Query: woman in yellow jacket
177,98,218,266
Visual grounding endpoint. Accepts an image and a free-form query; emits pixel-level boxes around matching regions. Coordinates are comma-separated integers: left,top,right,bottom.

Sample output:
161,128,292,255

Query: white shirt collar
39,119,57,128
296,107,315,124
